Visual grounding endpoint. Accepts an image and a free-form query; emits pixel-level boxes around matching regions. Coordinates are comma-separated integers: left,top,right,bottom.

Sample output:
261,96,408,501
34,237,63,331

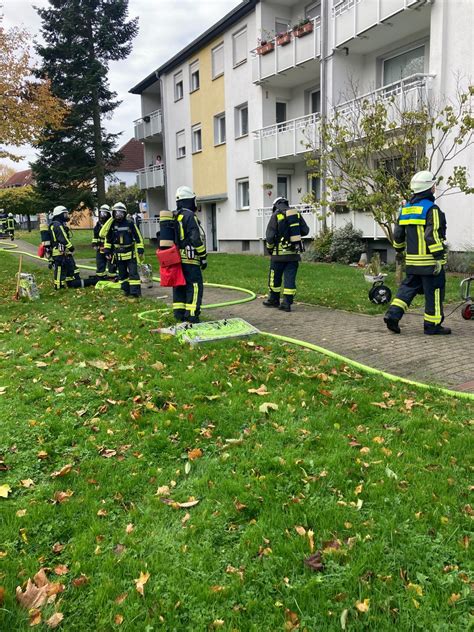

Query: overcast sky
3,0,241,170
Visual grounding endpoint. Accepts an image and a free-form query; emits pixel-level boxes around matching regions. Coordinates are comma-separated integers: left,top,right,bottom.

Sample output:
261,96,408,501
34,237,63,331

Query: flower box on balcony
293,22,314,38
256,41,275,55
276,32,291,46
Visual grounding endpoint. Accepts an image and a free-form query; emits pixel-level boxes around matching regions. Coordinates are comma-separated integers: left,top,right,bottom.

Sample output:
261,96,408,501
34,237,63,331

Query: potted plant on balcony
293,17,314,38
256,30,275,55
276,30,291,46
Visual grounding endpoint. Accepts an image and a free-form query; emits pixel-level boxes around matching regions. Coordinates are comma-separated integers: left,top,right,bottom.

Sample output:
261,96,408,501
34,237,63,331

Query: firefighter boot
424,325,451,335
263,294,280,308
278,299,292,312
384,316,401,334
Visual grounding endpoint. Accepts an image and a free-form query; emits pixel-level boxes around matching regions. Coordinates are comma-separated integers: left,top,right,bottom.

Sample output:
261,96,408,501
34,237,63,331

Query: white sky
2,0,241,170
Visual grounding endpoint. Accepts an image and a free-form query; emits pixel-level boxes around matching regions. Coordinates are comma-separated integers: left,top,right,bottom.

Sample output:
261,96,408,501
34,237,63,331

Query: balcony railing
333,0,421,47
134,109,162,141
256,204,321,239
139,217,160,240
335,73,434,121
251,17,321,84
136,165,165,190
253,113,320,163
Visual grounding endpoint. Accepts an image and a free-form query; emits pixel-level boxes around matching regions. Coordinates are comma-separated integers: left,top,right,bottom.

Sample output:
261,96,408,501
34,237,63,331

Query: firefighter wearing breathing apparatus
172,186,207,323
100,202,144,298
263,197,309,312
50,205,97,289
92,204,117,279
6,213,15,240
384,170,450,335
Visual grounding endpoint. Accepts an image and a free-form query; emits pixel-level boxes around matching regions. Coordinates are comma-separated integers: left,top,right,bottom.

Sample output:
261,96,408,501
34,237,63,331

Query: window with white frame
174,71,184,101
212,43,224,79
235,103,248,138
189,60,200,92
214,113,226,145
275,18,289,35
192,124,202,153
383,45,425,86
236,178,250,209
176,130,186,159
232,27,247,66
305,1,321,21
307,174,321,201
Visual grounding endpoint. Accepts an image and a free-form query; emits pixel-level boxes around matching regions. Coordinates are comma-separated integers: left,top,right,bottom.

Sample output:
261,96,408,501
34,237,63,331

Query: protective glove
69,246,75,253
200,258,208,271
433,260,443,275
137,248,145,264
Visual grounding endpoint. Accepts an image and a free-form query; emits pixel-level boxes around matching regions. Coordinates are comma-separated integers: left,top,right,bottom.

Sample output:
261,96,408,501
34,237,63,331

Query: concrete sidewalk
6,239,473,392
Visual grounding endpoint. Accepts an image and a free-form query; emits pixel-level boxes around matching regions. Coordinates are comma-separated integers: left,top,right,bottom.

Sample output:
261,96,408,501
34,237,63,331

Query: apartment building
131,0,473,255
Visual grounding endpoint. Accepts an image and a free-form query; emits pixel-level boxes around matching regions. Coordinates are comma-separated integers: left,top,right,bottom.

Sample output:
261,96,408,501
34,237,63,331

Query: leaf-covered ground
0,251,472,631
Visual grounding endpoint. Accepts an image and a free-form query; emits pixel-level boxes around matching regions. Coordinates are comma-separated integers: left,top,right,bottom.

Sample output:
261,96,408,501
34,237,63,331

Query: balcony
134,109,162,141
136,165,165,190
333,0,428,51
257,205,322,239
332,210,387,239
251,18,321,86
254,113,320,163
335,73,434,124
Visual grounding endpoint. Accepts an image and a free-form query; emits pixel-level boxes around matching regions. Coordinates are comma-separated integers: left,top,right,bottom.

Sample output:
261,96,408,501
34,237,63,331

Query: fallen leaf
151,361,165,371
114,544,126,556
295,526,306,536
187,448,203,461
307,529,314,553
29,609,42,626
72,575,88,588
46,612,64,628
37,451,48,460
51,464,73,478
53,565,68,576
97,509,108,517
88,359,109,370
0,484,12,498
284,608,299,630
115,592,128,604
181,512,191,526
210,585,225,593
340,608,349,630
21,479,35,488
354,484,363,495
114,614,124,625
248,384,268,396
16,509,27,517
52,543,64,554
99,448,117,459
448,593,460,605
234,499,247,511
156,485,170,496
134,571,150,596
160,498,200,509
385,466,398,480
372,436,385,444
53,490,73,504
125,524,134,534
259,402,278,414
0,586,4,606
211,620,225,628
355,598,370,613
304,552,324,572
16,569,64,610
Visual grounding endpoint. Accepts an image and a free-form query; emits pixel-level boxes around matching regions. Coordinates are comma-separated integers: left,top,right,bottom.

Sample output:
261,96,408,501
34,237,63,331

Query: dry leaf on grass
16,509,27,517
247,384,268,396
125,523,134,534
20,478,35,488
134,571,150,596
187,448,203,461
53,565,68,576
259,402,278,414
29,609,42,626
114,614,124,625
51,464,73,478
72,575,88,588
234,499,247,511
355,598,370,613
0,484,12,498
115,592,128,605
16,569,64,610
160,498,200,509
303,552,324,572
53,490,73,504
0,586,5,606
46,612,64,628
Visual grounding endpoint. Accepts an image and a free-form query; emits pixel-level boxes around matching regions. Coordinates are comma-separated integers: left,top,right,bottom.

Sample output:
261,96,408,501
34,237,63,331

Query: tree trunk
91,87,106,206
27,215,31,232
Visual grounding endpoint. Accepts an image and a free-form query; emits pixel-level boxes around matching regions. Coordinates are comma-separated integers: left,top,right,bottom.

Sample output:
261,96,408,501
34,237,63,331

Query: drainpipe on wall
158,71,169,211
319,0,330,233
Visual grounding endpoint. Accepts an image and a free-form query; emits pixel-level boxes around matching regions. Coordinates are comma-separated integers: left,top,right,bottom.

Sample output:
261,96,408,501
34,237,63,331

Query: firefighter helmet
99,204,111,212
369,281,392,305
272,196,289,211
8,213,13,218
112,202,127,220
99,204,111,220
176,186,196,201
51,205,68,219
410,171,437,194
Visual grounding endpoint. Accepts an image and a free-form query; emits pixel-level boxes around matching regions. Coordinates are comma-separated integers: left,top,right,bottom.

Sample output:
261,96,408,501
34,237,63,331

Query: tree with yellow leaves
0,20,67,162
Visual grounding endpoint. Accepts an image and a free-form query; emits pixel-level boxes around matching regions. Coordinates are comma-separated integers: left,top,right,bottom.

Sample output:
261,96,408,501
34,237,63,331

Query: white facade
132,0,473,252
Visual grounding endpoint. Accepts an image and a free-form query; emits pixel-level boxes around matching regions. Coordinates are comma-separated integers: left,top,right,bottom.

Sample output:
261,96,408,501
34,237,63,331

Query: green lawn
14,230,462,315
0,251,472,630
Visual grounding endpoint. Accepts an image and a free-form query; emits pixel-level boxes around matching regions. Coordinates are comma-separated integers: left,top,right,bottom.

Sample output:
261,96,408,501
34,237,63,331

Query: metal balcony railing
332,0,422,47
136,165,165,190
134,109,162,141
256,204,321,239
335,73,434,120
253,113,320,162
251,17,321,84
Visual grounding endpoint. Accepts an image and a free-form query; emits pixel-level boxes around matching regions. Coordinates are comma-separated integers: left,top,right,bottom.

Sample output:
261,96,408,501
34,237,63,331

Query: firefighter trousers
172,263,203,322
268,260,298,304
117,257,141,297
96,250,117,278
53,255,80,289
385,270,446,330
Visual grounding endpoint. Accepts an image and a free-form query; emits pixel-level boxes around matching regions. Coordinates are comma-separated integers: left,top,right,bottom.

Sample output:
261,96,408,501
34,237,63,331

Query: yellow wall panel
190,38,227,197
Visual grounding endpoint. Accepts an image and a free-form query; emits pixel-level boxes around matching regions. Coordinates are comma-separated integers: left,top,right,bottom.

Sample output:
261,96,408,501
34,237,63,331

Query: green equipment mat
154,318,260,345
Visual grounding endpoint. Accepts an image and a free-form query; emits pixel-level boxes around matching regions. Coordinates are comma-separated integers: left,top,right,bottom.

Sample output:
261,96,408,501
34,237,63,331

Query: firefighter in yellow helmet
384,171,450,335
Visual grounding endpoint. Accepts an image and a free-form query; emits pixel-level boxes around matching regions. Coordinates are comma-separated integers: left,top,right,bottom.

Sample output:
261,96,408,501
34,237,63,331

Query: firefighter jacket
50,220,74,257
392,192,446,275
100,217,144,261
92,220,107,250
175,208,207,266
265,208,310,261
7,217,15,231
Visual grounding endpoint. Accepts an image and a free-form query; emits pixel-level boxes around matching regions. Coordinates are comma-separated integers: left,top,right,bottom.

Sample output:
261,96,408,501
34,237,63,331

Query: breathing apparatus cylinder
40,220,51,247
159,210,176,248
286,208,303,250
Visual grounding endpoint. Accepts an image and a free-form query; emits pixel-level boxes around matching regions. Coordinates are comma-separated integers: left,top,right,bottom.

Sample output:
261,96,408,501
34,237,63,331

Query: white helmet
176,186,196,201
112,202,127,212
273,196,289,210
8,213,13,218
99,204,111,212
51,205,68,219
410,171,437,194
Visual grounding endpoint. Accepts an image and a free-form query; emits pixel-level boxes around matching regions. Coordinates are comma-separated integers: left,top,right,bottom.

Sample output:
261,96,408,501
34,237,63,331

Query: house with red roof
106,138,144,190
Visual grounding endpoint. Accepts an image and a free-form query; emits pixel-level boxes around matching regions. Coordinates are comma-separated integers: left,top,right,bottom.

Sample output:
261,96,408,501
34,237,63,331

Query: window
277,175,289,200
307,174,321,201
310,90,320,114
212,43,224,79
214,113,226,145
236,178,250,209
235,103,249,138
276,101,287,131
232,27,247,66
275,18,290,35
189,60,200,92
176,130,186,159
305,2,321,21
192,124,202,153
383,45,425,86
174,72,183,101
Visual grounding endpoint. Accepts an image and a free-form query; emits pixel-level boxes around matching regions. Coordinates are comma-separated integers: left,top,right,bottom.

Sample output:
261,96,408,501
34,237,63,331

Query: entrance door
206,203,218,251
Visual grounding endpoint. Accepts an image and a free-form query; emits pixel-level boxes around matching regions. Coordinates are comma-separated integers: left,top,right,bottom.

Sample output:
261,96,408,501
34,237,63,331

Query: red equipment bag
156,246,186,287
37,244,46,258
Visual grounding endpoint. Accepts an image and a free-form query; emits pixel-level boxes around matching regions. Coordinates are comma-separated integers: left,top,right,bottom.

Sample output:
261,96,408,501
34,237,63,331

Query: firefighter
263,197,309,312
100,202,144,298
50,206,97,289
92,204,117,279
0,209,6,236
6,213,15,240
172,186,207,323
384,170,451,335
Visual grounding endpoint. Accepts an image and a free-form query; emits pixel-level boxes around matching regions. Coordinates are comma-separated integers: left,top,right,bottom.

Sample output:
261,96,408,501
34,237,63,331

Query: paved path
6,239,473,393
